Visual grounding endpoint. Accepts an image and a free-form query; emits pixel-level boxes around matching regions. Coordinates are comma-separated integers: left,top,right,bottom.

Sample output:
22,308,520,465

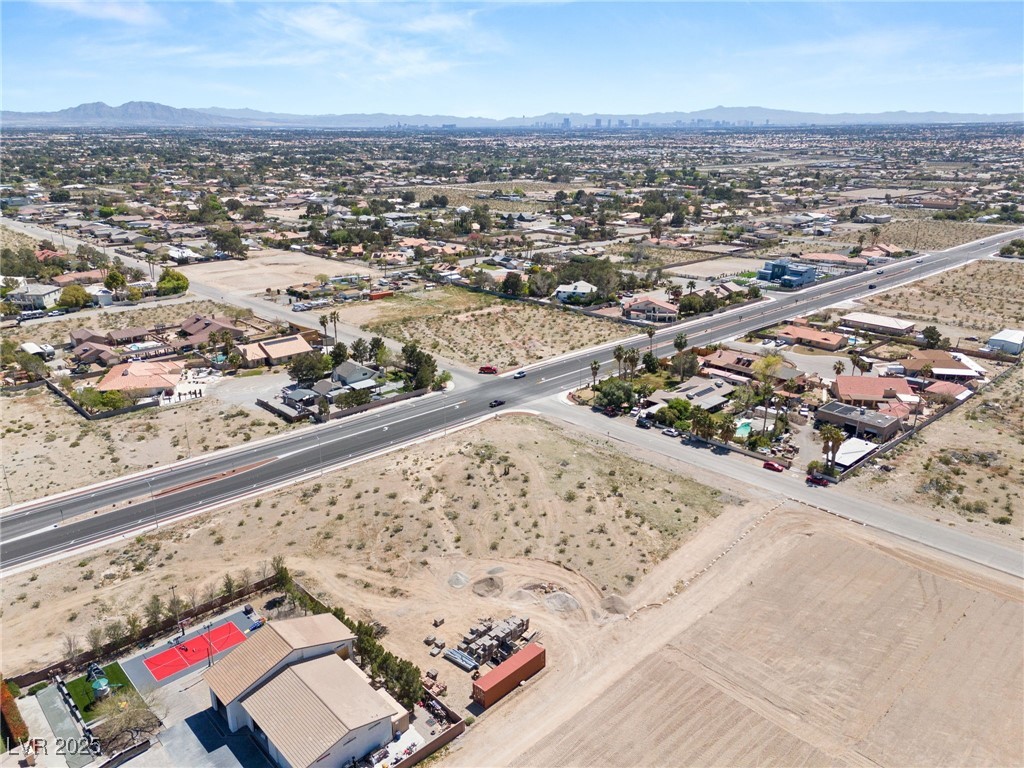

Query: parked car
602,406,619,417
774,339,786,347
488,399,505,408
478,365,498,374
762,460,786,472
47,309,64,317
806,474,830,487
513,370,526,379
761,338,773,345
662,427,681,437
636,418,653,429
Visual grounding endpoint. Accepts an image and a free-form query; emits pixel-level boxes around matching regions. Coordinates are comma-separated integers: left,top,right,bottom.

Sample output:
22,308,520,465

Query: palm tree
646,326,655,352
329,310,340,343
623,348,640,380
686,279,696,294
589,359,601,388
613,345,625,378
833,360,845,378
690,407,715,441
673,333,688,354
717,415,737,445
819,425,845,472
919,362,934,380
753,353,783,434
869,225,881,246
318,315,329,346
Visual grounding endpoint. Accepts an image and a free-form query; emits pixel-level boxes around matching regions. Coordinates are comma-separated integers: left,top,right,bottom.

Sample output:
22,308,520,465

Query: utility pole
169,585,182,635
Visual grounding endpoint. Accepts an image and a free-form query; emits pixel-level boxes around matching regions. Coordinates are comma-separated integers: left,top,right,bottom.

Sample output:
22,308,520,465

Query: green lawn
66,663,134,722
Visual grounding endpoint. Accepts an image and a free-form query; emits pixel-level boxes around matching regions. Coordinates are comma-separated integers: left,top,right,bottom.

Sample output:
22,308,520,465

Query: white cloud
33,0,162,26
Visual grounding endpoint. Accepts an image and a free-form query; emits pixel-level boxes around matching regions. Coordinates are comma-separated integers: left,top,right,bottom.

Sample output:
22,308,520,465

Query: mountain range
2,101,1021,129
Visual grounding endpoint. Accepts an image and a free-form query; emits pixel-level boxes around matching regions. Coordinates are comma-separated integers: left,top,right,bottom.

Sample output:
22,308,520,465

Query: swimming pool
734,420,753,438
126,341,161,352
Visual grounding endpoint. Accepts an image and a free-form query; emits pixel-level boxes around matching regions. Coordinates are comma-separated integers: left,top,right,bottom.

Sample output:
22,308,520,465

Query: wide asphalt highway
2,229,1022,574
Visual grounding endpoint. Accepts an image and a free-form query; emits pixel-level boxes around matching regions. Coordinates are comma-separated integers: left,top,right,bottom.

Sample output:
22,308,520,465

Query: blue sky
2,1,1022,115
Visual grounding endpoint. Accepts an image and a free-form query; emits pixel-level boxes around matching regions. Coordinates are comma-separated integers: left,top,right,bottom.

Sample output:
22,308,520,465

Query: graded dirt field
859,259,1024,338
0,384,294,504
0,224,42,251
665,255,761,279
0,415,730,673
335,286,630,369
450,511,1023,768
607,244,718,270
178,248,376,296
843,365,1024,543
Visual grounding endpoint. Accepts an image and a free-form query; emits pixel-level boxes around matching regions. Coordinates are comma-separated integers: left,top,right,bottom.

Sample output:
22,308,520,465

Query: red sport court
144,623,247,681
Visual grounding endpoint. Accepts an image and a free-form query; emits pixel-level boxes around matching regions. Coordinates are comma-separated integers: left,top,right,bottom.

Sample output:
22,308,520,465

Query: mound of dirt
545,591,581,613
473,575,504,597
487,566,505,575
601,595,630,614
448,571,469,589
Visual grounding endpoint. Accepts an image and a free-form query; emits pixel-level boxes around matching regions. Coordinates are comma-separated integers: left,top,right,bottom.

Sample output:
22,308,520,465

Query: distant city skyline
2,1,1022,116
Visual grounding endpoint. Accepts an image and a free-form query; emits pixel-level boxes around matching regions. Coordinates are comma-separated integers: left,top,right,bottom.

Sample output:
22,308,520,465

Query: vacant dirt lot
179,248,375,296
665,255,761,279
878,219,1015,251
337,286,630,369
607,244,717,269
860,260,1024,338
0,384,294,504
844,365,1024,542
457,512,1022,768
0,225,42,251
0,416,730,673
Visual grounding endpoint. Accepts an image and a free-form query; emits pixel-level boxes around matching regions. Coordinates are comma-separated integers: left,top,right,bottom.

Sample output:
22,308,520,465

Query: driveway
136,712,273,768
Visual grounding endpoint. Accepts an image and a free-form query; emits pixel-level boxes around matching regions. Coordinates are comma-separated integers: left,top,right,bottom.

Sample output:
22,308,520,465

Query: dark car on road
488,399,505,408
636,418,653,429
805,474,830,487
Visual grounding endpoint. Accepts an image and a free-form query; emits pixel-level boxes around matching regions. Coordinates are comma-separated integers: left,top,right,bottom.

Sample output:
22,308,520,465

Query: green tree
49,189,71,203
500,271,523,296
613,345,625,378
156,267,189,296
689,407,716,440
594,378,634,410
104,269,127,295
351,337,369,364
589,359,601,388
646,326,655,352
144,594,163,626
330,342,349,367
287,352,331,384
833,360,845,378
717,414,738,444
921,325,942,349
58,284,92,308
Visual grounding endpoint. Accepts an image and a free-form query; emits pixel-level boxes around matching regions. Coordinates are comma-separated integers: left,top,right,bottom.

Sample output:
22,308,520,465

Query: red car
762,460,785,472
478,365,498,375
805,474,830,487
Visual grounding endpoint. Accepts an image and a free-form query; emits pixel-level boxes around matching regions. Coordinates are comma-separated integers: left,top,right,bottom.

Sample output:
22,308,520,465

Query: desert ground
876,219,1015,252
331,286,631,369
844,365,1024,542
178,248,376,296
606,244,722,270
0,225,42,251
0,380,294,504
0,415,731,673
3,412,1019,768
858,259,1024,339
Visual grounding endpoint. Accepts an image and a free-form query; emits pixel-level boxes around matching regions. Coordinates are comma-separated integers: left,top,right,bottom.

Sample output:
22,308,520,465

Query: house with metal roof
204,615,402,768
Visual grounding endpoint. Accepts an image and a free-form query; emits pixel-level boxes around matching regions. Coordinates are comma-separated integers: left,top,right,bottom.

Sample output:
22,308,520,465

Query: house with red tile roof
831,375,917,407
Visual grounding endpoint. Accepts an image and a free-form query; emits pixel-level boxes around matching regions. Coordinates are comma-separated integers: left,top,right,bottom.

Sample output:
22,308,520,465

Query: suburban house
699,349,806,390
831,375,918,407
204,615,406,768
51,269,106,288
776,324,847,351
922,381,972,403
9,282,61,310
240,335,315,367
553,281,598,302
897,349,981,381
331,361,378,388
839,311,915,336
621,296,677,323
649,376,734,413
95,360,182,397
986,328,1024,356
178,314,245,348
815,401,901,441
